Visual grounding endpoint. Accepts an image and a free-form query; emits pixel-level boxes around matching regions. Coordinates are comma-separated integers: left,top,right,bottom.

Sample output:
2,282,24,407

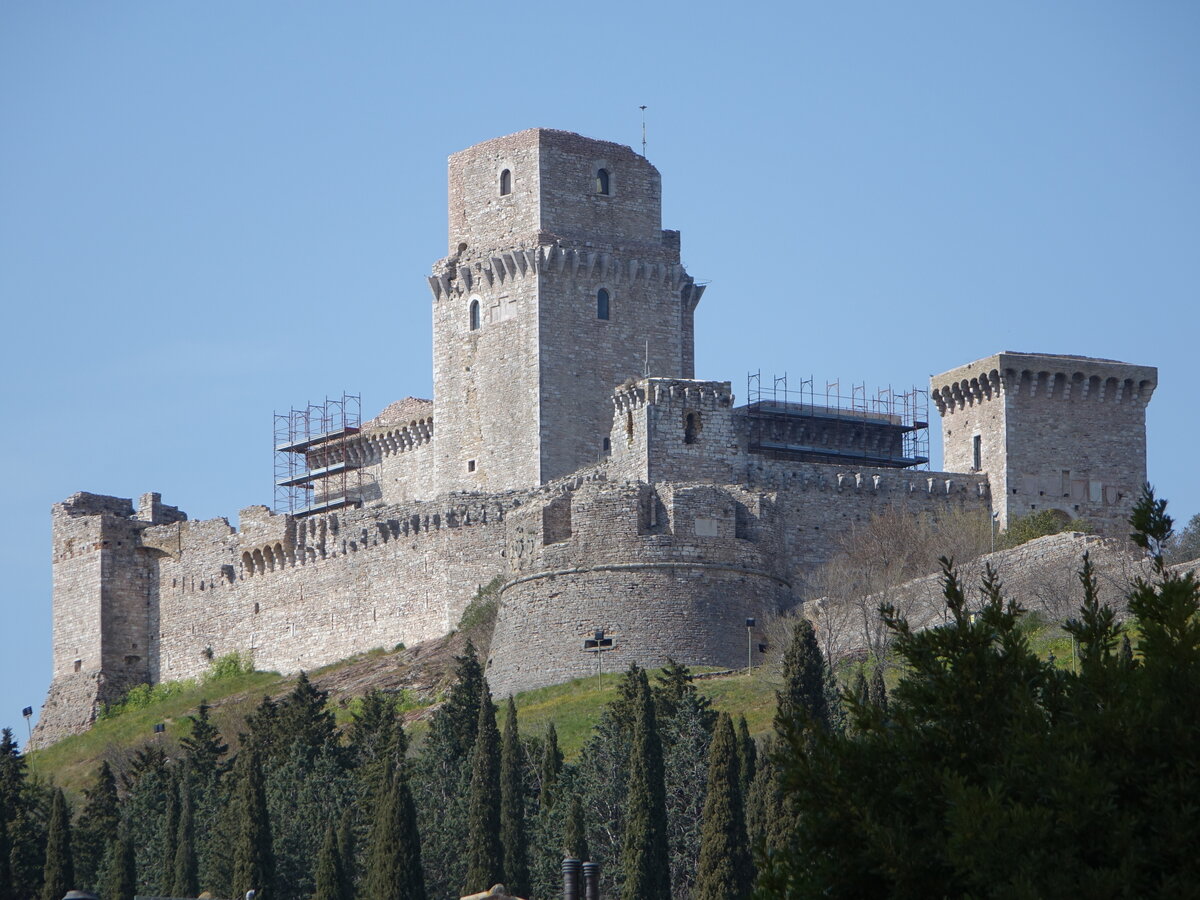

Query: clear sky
2,2,1196,740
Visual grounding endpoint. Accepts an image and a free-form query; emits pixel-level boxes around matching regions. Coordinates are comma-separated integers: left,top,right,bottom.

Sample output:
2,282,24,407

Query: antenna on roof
639,105,648,156
644,340,650,377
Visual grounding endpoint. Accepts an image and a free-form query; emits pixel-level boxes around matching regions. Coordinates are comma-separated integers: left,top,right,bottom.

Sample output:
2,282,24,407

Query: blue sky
2,2,1196,738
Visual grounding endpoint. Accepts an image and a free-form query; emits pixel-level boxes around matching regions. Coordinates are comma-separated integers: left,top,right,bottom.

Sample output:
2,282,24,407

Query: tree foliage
464,682,502,895
619,667,670,900
696,714,751,900
757,487,1200,898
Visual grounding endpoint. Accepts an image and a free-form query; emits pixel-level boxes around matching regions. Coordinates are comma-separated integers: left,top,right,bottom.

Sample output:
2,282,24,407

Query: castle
32,129,1158,747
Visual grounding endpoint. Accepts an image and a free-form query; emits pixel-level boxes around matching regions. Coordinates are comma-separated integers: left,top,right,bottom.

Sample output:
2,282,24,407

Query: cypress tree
275,671,336,757
735,716,756,802
232,750,274,900
312,821,347,900
563,793,590,863
97,826,136,900
364,755,425,900
0,812,12,900
171,767,198,898
776,618,830,734
336,806,356,900
696,714,752,900
539,722,563,810
1119,633,1135,668
159,768,179,895
870,665,889,715
499,697,529,896
74,761,119,890
620,668,670,900
40,788,73,900
464,683,503,894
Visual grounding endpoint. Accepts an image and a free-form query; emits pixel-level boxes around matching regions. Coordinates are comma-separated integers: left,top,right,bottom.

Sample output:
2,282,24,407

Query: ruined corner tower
427,129,706,495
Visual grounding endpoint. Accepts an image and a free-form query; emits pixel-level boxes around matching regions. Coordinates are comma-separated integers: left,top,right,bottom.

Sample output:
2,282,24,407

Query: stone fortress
32,128,1158,747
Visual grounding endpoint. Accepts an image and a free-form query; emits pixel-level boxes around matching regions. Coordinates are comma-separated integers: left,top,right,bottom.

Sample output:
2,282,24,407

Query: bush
203,650,255,683
99,680,192,720
458,576,505,632
1000,509,1091,549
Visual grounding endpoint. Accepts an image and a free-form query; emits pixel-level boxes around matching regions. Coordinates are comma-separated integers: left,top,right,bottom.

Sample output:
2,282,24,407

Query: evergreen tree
96,826,136,900
181,703,227,779
312,822,348,900
428,642,486,762
159,768,179,895
776,618,830,734
364,756,425,900
620,668,670,900
869,665,888,715
74,761,119,890
539,722,563,810
464,683,503,894
499,697,529,896
275,672,336,758
735,716,756,802
0,811,12,900
40,788,73,900
696,714,752,900
232,750,274,900
654,659,717,731
171,767,198,898
563,794,590,863
0,728,46,899
1119,632,1135,669
336,807,356,900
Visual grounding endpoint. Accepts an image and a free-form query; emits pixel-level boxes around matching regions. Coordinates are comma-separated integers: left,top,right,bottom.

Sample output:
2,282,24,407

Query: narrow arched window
597,288,610,320
685,412,700,444
469,299,480,331
596,168,610,195
499,169,511,195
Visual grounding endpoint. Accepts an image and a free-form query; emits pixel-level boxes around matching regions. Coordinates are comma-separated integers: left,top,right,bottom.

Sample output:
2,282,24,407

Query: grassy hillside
29,615,1092,796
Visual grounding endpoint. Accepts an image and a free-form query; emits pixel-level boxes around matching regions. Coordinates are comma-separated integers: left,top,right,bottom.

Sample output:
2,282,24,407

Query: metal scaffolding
273,393,365,516
746,371,930,469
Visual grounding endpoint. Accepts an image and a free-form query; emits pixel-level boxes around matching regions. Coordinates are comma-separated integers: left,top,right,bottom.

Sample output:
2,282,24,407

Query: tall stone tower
932,351,1157,535
427,129,705,494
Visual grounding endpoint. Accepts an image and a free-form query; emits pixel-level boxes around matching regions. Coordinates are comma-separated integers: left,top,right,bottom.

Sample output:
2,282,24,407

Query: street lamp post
745,618,756,670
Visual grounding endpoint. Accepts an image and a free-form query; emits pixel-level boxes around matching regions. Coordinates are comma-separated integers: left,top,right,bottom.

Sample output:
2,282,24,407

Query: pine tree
74,761,119,890
735,716,756,802
563,794,590,863
97,827,136,900
539,722,563,810
499,697,529,896
464,683,503,895
171,767,198,898
275,671,336,757
1119,633,1135,669
159,768,179,895
620,668,670,900
695,714,752,900
181,703,227,779
312,822,347,900
40,788,73,900
776,618,830,734
232,750,274,900
364,756,425,900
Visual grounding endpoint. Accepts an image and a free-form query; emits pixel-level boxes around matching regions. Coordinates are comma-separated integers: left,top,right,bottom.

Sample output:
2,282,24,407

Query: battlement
932,351,1157,415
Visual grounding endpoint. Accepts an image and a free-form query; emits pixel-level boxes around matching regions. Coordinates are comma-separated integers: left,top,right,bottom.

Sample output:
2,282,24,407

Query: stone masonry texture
31,130,1158,747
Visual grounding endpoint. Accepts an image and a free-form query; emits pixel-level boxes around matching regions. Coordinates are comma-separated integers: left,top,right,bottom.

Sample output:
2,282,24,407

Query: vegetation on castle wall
999,508,1092,550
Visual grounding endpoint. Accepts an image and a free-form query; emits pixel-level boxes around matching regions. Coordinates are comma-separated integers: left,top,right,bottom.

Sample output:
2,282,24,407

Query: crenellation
32,129,1161,748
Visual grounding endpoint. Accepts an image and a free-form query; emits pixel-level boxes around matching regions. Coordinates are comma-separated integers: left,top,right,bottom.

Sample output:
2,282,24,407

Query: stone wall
934,352,1157,534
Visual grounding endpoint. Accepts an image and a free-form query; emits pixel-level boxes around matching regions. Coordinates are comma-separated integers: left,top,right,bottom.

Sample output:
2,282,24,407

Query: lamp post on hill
745,618,756,670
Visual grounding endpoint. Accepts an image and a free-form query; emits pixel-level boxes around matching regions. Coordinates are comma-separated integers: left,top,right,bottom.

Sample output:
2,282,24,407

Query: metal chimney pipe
582,860,600,900
563,856,581,900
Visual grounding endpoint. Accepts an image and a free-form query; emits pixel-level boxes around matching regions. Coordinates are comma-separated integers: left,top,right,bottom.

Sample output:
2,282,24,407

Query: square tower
933,352,1157,535
428,129,706,494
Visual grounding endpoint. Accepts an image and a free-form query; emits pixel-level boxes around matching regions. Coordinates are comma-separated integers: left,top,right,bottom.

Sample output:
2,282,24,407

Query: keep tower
427,129,706,494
